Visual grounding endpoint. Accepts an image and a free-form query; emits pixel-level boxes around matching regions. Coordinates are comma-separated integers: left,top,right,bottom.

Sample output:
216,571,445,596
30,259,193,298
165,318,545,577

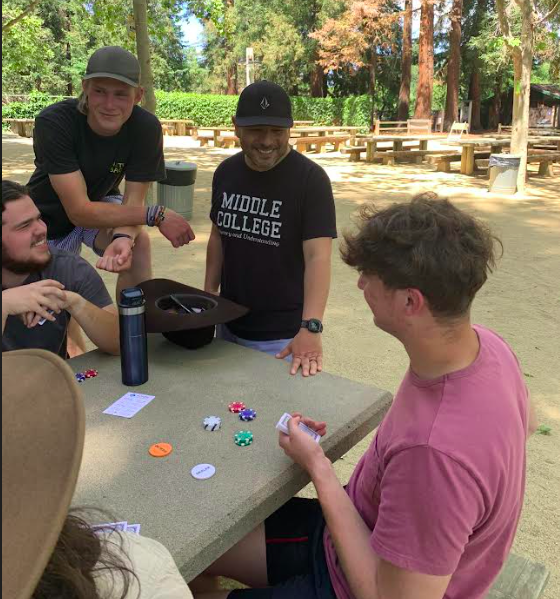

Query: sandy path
3,132,559,596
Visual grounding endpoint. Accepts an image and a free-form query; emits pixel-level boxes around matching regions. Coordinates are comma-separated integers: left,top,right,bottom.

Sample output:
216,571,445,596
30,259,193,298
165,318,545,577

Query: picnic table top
457,136,560,146
69,336,391,582
291,126,363,133
363,134,442,142
160,118,195,124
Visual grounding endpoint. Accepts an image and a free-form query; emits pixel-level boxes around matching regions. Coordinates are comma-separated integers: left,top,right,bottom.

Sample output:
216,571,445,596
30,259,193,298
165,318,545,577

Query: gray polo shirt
2,249,113,358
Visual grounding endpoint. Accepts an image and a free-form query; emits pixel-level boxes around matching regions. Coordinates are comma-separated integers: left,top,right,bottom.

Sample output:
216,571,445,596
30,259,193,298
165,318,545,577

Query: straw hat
2,349,85,599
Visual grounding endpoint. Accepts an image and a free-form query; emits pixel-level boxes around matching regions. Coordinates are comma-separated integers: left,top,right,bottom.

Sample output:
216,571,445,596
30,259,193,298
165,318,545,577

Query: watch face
308,319,321,333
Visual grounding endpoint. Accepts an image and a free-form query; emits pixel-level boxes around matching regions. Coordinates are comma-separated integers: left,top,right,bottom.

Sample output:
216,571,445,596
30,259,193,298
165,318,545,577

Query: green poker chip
234,430,254,447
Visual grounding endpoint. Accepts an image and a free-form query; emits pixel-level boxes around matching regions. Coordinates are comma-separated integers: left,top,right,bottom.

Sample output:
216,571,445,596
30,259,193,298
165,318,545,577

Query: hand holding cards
276,412,321,443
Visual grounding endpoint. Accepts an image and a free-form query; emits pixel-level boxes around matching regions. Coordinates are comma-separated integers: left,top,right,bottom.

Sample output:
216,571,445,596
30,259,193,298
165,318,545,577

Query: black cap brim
235,116,293,128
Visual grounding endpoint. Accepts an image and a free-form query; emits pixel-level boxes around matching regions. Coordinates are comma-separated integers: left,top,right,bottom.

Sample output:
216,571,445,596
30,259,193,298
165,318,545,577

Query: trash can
156,161,197,219
488,154,521,194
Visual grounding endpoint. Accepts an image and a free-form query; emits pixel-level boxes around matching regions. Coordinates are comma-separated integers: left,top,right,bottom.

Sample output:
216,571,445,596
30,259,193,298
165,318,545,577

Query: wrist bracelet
112,233,135,246
155,206,167,227
146,205,163,227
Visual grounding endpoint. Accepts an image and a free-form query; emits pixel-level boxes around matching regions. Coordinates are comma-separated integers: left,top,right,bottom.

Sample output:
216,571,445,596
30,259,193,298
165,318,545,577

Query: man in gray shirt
2,180,119,357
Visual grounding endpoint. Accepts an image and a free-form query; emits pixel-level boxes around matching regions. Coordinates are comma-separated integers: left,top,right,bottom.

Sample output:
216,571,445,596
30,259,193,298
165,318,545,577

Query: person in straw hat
2,348,193,599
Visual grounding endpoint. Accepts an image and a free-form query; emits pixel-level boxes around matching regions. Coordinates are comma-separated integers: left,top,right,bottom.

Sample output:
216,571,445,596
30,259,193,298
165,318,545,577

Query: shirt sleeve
301,164,337,241
68,256,113,309
33,115,80,175
125,111,166,183
370,446,485,576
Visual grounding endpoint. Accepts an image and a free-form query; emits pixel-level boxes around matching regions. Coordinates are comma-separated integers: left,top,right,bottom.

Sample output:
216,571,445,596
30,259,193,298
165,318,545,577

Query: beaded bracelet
146,205,166,227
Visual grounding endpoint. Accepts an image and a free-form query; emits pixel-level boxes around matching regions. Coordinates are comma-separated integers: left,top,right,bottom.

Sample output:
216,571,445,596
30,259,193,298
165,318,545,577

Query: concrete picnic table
456,136,560,175
362,134,441,163
70,336,391,583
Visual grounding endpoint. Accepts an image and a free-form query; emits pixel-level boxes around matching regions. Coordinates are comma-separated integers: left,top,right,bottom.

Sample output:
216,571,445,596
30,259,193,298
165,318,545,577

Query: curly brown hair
32,510,138,599
341,193,503,319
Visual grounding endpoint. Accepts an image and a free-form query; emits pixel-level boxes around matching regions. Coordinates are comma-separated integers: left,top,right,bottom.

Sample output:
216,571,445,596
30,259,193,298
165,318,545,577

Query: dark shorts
229,498,337,599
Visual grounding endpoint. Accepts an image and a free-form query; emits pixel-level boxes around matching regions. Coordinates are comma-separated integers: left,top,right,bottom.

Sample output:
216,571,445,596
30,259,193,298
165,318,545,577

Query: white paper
103,392,155,418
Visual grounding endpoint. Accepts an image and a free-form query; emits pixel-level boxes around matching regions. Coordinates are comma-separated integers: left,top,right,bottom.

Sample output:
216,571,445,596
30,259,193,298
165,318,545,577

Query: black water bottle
119,287,148,386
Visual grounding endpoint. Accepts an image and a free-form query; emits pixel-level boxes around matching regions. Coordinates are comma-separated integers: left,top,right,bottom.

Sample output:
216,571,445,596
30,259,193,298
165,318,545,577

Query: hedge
3,91,373,130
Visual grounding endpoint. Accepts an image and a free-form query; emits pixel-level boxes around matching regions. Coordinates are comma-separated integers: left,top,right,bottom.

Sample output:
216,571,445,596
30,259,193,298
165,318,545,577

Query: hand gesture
276,329,323,377
2,280,67,325
96,237,134,273
278,414,327,475
158,209,196,248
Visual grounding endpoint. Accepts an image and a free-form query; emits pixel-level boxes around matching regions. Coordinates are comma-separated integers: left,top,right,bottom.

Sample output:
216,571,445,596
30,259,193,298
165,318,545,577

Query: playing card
103,393,155,418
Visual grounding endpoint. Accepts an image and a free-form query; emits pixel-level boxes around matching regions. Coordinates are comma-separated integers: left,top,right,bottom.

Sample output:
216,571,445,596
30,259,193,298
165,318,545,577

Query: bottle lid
119,287,145,308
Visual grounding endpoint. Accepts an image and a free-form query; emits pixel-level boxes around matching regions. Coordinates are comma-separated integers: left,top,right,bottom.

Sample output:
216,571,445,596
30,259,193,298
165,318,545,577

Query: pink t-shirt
324,325,528,599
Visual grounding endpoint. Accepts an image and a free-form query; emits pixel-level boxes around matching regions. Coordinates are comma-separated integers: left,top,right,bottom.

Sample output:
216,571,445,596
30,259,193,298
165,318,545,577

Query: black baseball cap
235,80,293,128
83,46,140,87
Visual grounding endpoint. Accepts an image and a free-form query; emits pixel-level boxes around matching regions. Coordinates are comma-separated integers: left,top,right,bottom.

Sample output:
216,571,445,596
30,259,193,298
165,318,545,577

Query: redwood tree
443,0,463,129
133,0,156,114
397,0,412,120
414,0,434,119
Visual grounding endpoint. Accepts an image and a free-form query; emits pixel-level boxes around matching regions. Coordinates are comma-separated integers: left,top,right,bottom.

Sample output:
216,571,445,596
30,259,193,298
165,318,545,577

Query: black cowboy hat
137,279,248,350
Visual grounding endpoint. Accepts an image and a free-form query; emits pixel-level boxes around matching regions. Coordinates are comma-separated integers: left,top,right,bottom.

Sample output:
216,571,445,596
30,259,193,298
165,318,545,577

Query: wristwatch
301,319,323,333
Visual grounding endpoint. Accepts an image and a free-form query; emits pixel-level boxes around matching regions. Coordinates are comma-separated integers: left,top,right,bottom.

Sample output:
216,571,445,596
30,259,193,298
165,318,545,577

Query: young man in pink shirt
193,193,537,599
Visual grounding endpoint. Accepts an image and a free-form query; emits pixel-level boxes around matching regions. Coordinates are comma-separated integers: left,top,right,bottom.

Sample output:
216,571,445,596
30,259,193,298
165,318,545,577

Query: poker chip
239,408,256,422
203,416,222,431
234,430,254,447
149,442,173,458
228,401,246,414
84,369,98,379
75,373,86,383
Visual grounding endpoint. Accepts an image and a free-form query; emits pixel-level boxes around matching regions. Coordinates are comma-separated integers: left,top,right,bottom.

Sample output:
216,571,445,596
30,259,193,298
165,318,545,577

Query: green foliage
2,92,64,127
155,91,239,125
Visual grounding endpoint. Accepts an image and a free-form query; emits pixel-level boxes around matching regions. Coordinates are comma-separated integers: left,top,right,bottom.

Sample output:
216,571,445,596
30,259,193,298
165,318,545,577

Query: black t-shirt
27,99,166,239
210,150,337,341
2,249,113,357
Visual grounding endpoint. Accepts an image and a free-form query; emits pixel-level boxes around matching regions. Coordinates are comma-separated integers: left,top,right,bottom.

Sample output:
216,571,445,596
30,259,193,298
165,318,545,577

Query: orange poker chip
149,442,173,458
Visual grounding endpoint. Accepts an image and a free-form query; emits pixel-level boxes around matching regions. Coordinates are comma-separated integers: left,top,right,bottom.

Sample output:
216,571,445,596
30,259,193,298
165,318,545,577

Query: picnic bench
486,553,549,599
476,152,560,177
216,134,241,148
194,130,215,146
292,135,350,153
3,118,35,138
372,119,432,136
160,119,195,136
427,151,491,172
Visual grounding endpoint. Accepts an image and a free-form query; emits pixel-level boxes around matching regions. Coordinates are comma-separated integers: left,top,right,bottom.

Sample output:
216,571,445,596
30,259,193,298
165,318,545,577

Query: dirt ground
3,132,559,596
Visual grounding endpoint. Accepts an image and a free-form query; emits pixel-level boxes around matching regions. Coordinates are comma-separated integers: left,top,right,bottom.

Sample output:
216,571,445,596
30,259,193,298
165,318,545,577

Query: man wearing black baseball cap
205,81,336,377
26,46,195,355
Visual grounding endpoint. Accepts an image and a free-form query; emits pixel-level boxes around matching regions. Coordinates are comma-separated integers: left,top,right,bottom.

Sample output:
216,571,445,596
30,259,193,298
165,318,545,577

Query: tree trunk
368,51,377,124
469,62,482,130
65,10,72,96
310,61,324,98
397,0,412,120
133,0,156,114
414,0,434,119
489,78,502,130
510,0,533,193
226,61,237,94
443,0,463,130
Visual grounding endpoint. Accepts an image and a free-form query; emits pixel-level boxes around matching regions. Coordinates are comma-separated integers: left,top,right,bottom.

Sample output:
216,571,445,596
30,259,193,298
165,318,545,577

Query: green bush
2,91,372,130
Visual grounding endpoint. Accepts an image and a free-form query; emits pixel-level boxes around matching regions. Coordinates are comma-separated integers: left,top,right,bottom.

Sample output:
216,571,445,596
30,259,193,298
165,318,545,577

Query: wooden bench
3,118,35,138
160,119,195,136
216,135,240,148
341,146,367,161
194,131,215,147
407,118,432,135
372,149,453,166
486,553,549,598
373,120,407,135
476,152,560,177
292,135,350,153
427,151,490,172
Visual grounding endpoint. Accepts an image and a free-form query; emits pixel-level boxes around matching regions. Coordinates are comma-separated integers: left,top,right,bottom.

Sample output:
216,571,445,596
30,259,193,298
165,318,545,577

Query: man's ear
135,87,145,104
81,79,89,93
404,288,425,316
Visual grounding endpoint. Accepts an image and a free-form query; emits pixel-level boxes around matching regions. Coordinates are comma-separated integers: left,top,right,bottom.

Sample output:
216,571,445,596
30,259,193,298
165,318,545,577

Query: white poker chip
191,463,216,480
203,416,222,431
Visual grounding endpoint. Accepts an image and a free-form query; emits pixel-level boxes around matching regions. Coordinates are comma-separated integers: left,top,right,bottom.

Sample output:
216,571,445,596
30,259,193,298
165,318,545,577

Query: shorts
217,324,293,360
228,497,336,599
47,195,123,257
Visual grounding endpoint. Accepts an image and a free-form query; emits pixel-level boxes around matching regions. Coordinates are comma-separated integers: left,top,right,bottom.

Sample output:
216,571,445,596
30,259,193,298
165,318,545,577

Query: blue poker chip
239,408,257,422
75,373,86,383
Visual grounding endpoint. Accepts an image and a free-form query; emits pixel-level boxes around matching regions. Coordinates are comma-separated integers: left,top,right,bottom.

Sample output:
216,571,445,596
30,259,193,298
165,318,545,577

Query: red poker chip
84,369,98,378
228,401,246,413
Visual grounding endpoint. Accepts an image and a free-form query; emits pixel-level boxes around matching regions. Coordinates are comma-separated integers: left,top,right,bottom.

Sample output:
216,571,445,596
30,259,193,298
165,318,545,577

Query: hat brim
235,116,293,128
83,72,139,87
2,350,85,599
137,279,249,334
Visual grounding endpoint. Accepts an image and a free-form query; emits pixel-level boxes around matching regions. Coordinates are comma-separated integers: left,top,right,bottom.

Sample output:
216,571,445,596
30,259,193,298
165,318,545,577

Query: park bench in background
216,134,240,148
407,118,432,135
3,118,35,138
371,148,454,165
427,151,490,172
486,553,549,599
292,135,350,153
194,130,215,146
160,119,195,136
373,120,407,135
341,146,367,161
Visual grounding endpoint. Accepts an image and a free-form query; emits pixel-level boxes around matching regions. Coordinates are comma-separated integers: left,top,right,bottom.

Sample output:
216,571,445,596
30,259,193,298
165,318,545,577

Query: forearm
67,294,120,355
113,183,150,240
204,228,223,293
302,255,331,320
68,202,147,230
312,459,380,599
